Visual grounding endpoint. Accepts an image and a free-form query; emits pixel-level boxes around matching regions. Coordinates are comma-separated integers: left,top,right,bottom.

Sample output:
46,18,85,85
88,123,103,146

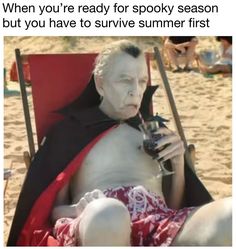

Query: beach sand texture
3,36,232,245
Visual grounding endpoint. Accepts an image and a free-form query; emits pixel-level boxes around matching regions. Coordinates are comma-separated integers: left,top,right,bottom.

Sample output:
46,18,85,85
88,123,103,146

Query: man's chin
121,109,139,120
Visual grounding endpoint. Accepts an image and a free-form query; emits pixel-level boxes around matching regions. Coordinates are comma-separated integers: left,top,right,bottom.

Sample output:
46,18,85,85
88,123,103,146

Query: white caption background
0,0,234,35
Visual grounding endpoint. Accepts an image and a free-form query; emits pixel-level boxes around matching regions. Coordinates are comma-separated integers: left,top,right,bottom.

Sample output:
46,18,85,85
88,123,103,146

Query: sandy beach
3,36,232,245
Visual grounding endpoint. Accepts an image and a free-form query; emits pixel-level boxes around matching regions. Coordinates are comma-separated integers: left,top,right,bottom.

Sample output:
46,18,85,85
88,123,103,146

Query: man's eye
122,78,132,83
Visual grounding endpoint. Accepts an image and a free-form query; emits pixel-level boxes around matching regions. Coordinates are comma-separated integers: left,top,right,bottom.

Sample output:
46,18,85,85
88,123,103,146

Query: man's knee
204,197,232,246
78,198,131,246
216,197,232,244
172,197,232,246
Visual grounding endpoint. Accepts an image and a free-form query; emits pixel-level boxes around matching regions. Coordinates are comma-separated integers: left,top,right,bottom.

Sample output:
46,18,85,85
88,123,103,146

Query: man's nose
129,80,142,97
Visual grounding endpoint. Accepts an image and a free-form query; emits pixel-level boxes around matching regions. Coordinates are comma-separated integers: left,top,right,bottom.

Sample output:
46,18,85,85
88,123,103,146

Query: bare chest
71,124,162,200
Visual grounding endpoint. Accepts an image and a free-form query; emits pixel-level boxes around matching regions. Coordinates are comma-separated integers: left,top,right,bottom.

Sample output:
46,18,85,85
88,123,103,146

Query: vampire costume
7,76,212,246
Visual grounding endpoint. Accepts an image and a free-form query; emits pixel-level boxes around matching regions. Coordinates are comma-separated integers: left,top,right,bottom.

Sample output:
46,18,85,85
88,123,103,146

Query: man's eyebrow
119,73,132,78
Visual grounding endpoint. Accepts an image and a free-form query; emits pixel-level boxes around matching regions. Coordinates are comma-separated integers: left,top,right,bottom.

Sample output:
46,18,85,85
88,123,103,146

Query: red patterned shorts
53,185,195,246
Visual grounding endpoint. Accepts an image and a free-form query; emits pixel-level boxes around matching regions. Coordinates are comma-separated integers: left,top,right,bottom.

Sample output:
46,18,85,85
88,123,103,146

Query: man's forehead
110,52,147,70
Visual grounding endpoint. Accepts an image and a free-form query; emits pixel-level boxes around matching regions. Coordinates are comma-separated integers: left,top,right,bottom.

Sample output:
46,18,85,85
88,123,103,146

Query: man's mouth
126,104,138,109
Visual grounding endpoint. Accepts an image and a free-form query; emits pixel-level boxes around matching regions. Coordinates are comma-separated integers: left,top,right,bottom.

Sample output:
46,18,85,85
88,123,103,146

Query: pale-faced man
8,40,232,246
51,40,232,246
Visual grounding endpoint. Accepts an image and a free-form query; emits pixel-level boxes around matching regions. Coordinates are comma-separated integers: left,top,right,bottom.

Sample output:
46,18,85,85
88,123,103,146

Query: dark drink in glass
139,121,174,178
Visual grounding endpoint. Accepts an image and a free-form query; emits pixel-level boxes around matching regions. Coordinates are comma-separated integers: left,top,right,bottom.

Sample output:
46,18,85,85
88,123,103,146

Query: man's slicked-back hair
94,40,144,79
121,43,141,58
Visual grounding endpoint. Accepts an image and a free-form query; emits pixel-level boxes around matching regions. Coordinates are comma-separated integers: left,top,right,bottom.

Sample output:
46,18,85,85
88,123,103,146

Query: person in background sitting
198,36,232,75
164,36,198,72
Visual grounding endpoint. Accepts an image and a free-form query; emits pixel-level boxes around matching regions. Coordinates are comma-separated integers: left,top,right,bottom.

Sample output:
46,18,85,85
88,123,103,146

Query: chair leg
23,151,31,169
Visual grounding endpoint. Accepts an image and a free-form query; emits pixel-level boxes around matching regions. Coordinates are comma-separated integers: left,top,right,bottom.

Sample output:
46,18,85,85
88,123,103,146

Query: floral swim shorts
53,185,195,246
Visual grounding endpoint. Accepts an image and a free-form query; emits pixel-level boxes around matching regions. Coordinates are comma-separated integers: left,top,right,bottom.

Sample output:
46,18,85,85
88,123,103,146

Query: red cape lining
17,126,116,246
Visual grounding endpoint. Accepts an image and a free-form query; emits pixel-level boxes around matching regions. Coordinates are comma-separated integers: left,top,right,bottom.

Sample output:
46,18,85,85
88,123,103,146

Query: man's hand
75,189,106,216
152,127,185,171
51,189,106,222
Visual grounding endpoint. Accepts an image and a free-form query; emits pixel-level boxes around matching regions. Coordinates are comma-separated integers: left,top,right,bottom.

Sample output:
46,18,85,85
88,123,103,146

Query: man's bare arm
168,156,185,209
153,128,185,209
51,182,78,223
52,204,78,223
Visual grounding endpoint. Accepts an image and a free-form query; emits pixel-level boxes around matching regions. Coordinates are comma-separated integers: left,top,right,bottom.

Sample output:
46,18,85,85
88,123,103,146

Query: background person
164,36,198,72
198,36,232,74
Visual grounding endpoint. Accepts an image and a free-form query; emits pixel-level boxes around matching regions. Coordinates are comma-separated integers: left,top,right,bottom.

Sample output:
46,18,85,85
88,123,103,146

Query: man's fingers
77,197,88,213
154,134,181,150
83,189,106,203
161,146,185,162
84,192,93,202
154,141,184,161
91,189,106,199
76,190,106,216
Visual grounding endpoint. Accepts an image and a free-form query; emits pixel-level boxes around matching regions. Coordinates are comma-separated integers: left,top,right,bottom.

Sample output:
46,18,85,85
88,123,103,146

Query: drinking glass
139,121,174,178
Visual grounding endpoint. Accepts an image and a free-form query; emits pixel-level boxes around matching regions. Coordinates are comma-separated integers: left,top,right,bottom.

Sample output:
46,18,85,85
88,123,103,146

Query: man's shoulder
41,106,116,150
53,116,82,132
44,117,83,145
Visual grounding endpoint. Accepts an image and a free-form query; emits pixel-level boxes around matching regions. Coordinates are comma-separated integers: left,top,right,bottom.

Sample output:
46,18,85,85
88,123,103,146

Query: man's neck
99,101,121,121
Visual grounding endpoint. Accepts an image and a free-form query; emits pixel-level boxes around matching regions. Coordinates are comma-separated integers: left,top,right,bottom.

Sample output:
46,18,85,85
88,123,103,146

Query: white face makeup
98,52,148,120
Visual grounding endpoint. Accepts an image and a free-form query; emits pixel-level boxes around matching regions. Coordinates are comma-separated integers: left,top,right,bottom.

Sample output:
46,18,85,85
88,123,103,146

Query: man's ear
94,75,104,97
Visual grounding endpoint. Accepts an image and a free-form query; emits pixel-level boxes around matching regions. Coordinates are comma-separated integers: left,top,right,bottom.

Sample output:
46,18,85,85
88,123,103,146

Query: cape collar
58,74,160,129
69,105,143,131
